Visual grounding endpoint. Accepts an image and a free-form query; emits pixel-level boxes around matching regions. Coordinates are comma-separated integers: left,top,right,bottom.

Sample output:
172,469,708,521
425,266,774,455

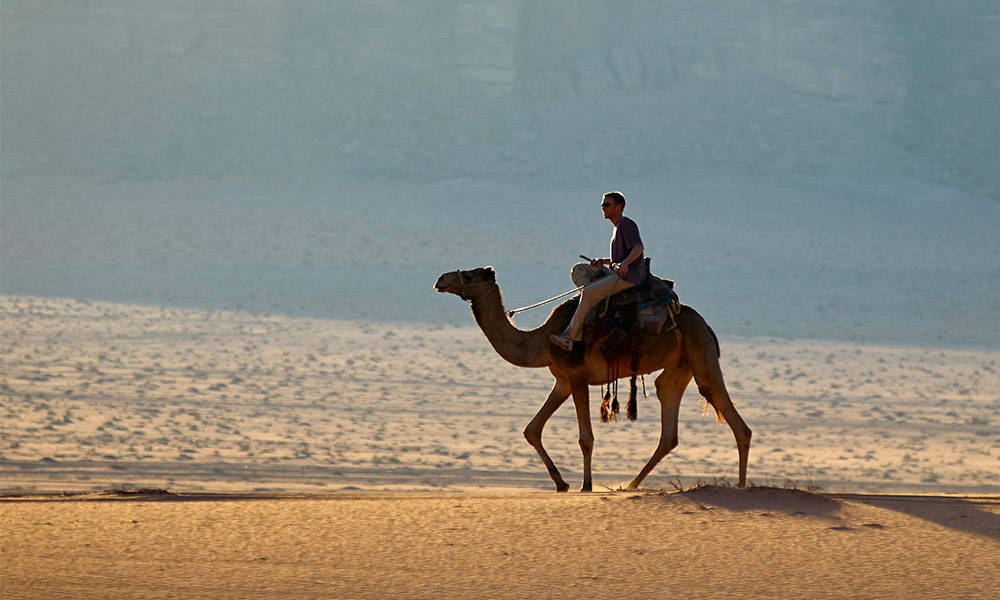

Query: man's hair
604,191,626,207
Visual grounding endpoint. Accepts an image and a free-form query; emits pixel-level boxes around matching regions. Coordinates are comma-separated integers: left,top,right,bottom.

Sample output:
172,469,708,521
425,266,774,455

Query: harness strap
453,270,499,308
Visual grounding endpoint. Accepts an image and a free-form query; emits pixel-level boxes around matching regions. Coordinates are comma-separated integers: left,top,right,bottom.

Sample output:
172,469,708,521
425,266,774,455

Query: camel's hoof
581,484,592,493
555,481,570,493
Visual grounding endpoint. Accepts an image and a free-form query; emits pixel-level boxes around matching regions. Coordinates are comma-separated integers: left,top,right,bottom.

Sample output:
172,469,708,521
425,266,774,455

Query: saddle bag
638,300,669,333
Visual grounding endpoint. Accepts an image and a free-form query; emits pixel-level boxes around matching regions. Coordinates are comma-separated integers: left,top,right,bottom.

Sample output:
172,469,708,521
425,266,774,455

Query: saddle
607,271,675,309
587,258,679,335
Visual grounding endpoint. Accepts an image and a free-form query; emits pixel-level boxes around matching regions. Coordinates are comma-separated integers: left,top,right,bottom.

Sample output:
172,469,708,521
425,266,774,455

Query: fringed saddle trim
595,288,682,425
600,350,643,424
600,356,621,423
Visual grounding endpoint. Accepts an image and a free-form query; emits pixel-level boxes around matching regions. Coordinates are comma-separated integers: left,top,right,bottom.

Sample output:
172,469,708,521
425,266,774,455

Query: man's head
601,191,626,221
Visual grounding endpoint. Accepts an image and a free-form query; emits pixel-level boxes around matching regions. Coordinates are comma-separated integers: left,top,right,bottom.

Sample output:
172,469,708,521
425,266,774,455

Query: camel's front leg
626,368,691,489
570,379,594,492
523,379,572,492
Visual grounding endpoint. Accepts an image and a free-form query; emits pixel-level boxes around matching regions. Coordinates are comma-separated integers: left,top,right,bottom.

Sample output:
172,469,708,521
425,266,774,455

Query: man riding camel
549,190,648,351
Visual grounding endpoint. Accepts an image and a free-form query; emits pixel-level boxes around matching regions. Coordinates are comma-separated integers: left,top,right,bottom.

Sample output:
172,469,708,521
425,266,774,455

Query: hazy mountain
3,1,997,197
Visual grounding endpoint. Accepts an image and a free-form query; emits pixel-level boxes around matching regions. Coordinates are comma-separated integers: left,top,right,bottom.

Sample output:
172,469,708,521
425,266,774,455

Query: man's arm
616,244,644,275
592,243,643,271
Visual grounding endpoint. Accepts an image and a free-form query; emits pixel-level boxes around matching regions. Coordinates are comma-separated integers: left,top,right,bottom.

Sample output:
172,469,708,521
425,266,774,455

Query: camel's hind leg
625,367,692,489
709,387,752,487
523,379,572,492
688,337,752,487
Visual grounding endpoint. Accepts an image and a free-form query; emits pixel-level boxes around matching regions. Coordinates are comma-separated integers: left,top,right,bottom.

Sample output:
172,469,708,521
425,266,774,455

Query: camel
434,266,751,492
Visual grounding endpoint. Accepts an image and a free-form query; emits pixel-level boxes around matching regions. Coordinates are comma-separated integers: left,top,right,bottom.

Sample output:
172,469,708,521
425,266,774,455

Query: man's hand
617,262,629,276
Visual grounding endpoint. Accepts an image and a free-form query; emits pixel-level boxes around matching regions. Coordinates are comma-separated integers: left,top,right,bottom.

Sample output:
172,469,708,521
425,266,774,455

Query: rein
506,285,584,318
453,269,589,318
451,269,621,319
505,275,621,318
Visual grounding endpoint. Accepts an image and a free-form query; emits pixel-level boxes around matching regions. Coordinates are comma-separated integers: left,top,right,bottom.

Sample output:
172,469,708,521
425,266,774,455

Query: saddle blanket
606,273,676,309
586,272,679,335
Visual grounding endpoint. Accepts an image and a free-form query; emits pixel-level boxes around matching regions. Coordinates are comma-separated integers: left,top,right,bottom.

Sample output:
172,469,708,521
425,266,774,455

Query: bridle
452,270,498,307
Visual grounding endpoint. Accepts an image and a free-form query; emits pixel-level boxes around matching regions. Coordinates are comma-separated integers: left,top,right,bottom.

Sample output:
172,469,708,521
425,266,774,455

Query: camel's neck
471,284,553,369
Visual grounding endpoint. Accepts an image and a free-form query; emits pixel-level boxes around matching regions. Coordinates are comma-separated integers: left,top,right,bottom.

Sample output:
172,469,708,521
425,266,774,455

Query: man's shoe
549,333,574,351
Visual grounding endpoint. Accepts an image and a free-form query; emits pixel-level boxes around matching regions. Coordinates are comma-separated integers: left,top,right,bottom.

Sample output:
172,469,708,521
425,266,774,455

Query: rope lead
506,286,583,317
507,274,622,317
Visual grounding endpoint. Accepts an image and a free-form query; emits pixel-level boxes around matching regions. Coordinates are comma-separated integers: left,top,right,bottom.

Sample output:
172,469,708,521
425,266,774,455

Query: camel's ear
483,266,495,282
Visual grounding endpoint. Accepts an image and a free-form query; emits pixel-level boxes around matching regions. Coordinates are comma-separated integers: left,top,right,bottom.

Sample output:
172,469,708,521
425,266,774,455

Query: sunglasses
601,202,615,207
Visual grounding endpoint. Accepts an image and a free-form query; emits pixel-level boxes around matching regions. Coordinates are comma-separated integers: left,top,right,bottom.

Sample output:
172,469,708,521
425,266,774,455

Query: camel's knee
659,436,678,455
643,434,677,463
523,425,539,447
578,434,594,455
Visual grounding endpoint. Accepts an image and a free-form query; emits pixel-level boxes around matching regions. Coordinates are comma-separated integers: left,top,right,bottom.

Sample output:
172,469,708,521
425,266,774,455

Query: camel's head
434,266,496,301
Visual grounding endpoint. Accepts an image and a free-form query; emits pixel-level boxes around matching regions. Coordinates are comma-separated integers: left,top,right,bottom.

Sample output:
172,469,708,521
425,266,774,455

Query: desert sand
2,294,997,495
3,488,999,599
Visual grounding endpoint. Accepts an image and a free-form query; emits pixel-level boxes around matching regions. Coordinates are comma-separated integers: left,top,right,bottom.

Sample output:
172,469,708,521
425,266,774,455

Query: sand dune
2,488,998,599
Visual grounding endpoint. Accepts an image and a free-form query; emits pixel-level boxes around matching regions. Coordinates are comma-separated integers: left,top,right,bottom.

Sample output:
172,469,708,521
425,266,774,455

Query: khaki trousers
565,263,635,341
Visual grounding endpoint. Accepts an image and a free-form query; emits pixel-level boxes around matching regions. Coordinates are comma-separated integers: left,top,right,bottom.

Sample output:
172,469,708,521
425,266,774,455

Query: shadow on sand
651,486,844,519
835,493,1000,542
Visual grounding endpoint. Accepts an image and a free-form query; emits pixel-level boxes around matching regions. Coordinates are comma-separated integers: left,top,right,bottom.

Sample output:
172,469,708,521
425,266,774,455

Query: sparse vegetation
655,475,824,495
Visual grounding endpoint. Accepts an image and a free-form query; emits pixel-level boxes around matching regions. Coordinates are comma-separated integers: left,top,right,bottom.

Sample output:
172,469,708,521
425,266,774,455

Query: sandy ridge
2,488,998,599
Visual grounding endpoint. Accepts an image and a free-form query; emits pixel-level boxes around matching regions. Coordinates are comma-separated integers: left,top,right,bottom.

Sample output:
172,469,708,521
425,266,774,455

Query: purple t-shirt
611,216,648,285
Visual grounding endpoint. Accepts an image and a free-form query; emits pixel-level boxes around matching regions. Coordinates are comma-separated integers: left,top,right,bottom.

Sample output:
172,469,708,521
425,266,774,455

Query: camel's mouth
433,274,454,294
435,268,489,295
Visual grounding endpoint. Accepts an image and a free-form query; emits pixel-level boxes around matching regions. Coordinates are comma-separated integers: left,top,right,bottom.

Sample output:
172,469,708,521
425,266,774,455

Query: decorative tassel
628,374,638,421
600,389,612,423
601,356,624,424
